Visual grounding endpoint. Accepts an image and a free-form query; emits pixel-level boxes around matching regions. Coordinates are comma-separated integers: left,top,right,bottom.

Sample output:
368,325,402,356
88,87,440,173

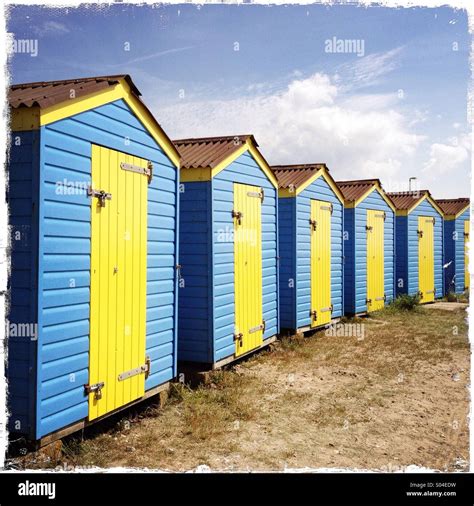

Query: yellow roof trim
278,167,345,204
19,78,181,167
399,193,445,217
180,167,212,182
205,138,278,189
346,184,396,213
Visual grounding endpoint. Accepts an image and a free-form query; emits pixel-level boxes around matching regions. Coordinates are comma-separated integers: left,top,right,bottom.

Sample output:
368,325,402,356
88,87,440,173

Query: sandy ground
11,305,470,472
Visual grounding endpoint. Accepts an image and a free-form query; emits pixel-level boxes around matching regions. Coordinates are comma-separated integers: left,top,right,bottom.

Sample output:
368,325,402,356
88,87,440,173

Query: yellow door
310,200,332,327
464,220,469,290
418,216,435,303
89,145,149,420
233,183,263,357
366,210,385,312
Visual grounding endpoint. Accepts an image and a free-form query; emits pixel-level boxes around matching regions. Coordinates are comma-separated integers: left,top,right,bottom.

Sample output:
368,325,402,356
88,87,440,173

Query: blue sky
7,4,471,198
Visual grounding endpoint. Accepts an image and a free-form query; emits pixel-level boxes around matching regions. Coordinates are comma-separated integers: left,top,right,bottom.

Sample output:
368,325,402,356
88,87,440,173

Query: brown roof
9,75,181,164
271,164,327,189
387,190,431,211
9,75,140,109
173,135,255,169
336,179,381,203
436,198,470,216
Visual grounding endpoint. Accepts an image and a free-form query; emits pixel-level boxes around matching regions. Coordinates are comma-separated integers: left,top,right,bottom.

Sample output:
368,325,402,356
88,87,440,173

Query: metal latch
232,210,243,224
309,219,317,231
417,229,423,238
84,382,105,400
366,298,372,305
464,232,469,238
88,186,112,207
366,225,373,232
309,310,317,320
234,332,243,347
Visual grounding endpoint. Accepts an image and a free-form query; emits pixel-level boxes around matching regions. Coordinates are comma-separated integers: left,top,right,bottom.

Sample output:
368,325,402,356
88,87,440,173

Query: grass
12,306,470,472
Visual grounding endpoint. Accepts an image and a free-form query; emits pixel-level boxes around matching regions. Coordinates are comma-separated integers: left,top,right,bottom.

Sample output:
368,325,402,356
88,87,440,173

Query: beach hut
388,190,444,303
336,179,396,315
271,164,344,333
436,198,470,295
175,135,279,369
7,75,180,444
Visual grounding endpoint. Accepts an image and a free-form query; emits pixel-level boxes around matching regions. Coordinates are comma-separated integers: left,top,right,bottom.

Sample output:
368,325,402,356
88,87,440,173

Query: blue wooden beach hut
388,190,444,303
7,75,180,444
436,198,470,295
337,179,396,315
272,164,344,333
175,135,279,369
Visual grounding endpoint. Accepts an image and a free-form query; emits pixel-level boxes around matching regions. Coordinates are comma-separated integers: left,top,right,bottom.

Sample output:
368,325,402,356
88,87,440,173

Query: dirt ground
11,304,470,472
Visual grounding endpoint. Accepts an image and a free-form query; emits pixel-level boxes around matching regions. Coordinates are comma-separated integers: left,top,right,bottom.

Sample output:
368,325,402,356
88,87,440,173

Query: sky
7,3,472,198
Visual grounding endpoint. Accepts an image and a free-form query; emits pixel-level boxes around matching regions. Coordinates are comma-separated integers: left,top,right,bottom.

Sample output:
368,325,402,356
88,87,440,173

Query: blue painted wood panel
344,189,395,314
178,181,212,363
34,99,178,438
277,198,296,329
277,176,344,330
6,130,40,439
212,152,279,363
443,208,469,294
407,200,443,298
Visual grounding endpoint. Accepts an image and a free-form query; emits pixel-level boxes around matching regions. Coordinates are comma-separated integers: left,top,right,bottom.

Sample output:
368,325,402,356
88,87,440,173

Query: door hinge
120,161,153,184
232,210,243,224
375,296,385,301
118,356,151,382
309,219,317,231
320,305,333,312
147,161,153,184
87,186,112,207
249,321,265,334
84,381,105,400
247,188,264,202
321,204,333,214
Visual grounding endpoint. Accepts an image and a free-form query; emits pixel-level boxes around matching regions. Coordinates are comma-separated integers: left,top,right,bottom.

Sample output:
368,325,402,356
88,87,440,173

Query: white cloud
157,70,424,182
33,21,70,37
423,133,471,176
335,46,404,91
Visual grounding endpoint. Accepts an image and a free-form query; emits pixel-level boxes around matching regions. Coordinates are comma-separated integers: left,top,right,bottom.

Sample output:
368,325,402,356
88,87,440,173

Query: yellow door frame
418,216,435,303
233,183,263,356
89,145,149,420
310,200,332,327
366,210,385,312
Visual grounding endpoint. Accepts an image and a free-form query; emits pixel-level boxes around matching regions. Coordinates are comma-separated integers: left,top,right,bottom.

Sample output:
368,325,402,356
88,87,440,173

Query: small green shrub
389,294,420,311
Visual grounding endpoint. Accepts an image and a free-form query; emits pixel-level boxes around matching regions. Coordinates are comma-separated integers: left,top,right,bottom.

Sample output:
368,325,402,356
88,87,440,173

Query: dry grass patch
11,306,469,472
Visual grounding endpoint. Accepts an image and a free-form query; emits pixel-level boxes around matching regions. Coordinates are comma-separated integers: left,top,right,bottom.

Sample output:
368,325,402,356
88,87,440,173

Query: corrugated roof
435,198,470,216
336,179,381,203
271,164,326,189
387,190,430,211
9,74,181,165
9,75,139,109
173,135,255,169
